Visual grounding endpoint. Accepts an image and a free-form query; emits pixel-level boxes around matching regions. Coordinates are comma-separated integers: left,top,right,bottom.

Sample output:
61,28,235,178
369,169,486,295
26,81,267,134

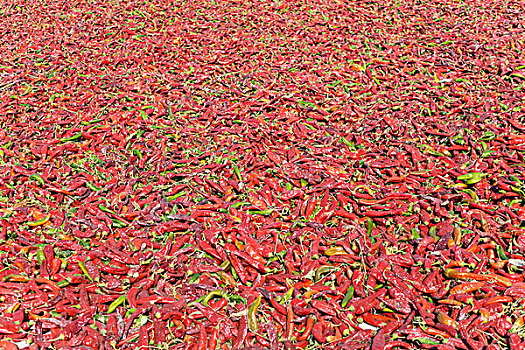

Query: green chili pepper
132,149,143,159
86,124,104,132
167,191,186,201
81,118,103,126
511,186,525,199
248,295,262,331
229,294,246,304
86,182,102,191
465,174,484,185
341,286,354,307
429,225,439,242
230,265,240,280
29,174,45,186
341,137,353,146
248,208,275,216
27,214,51,227
232,201,249,209
423,146,444,156
280,287,294,305
479,131,496,141
233,164,242,181
188,294,207,307
99,204,115,214
462,189,479,202
111,218,128,228
465,177,481,185
457,172,485,182
366,219,374,236
203,290,227,306
315,266,338,282
36,248,45,265
60,132,83,143
60,258,68,270
220,260,231,270
78,261,93,282
107,295,126,313
452,133,465,145
301,122,316,130
496,245,509,260
57,278,70,288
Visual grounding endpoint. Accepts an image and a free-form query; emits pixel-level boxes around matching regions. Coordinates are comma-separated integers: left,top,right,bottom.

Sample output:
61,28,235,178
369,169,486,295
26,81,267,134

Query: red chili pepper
231,250,268,273
285,303,294,340
371,328,385,350
482,295,514,306
203,327,217,349
449,281,485,295
298,317,315,341
127,287,139,309
353,288,387,314
116,323,154,348
232,315,247,349
228,253,249,285
195,322,207,350
195,303,222,325
311,299,337,316
311,322,327,343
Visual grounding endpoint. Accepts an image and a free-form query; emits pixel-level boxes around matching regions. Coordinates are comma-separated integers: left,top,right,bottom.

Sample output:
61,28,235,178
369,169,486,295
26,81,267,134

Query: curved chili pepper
232,315,247,349
298,317,315,341
311,322,327,343
248,295,262,332
116,323,154,348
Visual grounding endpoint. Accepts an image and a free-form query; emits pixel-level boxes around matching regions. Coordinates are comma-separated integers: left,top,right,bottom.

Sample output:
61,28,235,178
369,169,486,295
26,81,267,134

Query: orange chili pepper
453,227,462,245
490,260,507,270
514,316,525,329
449,281,485,295
424,326,451,338
444,261,465,269
444,269,512,287
478,308,490,322
2,275,29,282
482,295,514,306
27,213,51,227
483,274,512,288
437,299,464,307
437,312,458,328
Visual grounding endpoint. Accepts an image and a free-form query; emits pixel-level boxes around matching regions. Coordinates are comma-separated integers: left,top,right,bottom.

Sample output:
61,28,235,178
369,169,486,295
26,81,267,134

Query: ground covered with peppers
0,0,525,349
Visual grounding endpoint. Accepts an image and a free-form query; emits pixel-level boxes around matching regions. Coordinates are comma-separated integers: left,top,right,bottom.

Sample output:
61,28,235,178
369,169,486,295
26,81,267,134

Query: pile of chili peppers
1,0,525,348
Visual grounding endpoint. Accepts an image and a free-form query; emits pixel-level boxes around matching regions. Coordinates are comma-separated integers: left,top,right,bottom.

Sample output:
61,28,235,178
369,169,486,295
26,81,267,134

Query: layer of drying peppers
1,0,525,349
